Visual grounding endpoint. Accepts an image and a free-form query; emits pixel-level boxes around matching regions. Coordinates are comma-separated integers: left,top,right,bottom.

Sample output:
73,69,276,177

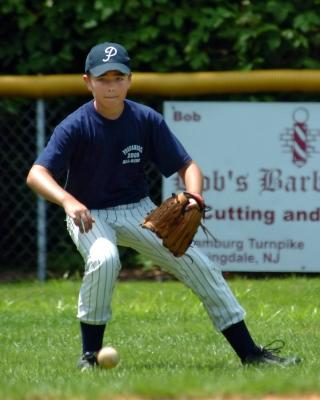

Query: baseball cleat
243,340,301,366
77,351,97,371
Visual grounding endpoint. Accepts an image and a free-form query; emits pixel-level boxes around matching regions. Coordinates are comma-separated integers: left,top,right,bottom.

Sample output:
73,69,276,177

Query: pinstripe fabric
67,215,121,324
66,197,245,331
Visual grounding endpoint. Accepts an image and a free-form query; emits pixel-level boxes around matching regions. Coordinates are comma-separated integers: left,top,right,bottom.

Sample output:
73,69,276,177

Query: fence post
36,99,47,281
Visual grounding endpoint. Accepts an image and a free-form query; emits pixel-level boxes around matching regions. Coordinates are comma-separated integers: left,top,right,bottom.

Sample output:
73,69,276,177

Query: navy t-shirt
35,99,191,208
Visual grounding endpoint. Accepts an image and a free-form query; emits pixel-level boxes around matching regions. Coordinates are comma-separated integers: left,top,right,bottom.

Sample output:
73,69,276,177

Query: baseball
97,346,120,369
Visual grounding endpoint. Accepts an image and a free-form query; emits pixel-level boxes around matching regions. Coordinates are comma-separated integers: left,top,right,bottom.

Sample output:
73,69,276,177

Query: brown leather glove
141,192,205,257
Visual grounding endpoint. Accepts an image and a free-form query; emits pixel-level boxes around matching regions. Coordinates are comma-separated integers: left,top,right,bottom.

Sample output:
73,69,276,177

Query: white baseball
97,346,120,369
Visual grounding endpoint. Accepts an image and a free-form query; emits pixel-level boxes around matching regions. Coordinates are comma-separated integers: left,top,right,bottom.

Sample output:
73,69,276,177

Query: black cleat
243,340,301,366
77,351,97,371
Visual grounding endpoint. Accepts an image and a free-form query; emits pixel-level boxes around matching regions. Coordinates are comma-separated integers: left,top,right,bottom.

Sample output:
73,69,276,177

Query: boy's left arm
178,160,203,195
178,161,204,208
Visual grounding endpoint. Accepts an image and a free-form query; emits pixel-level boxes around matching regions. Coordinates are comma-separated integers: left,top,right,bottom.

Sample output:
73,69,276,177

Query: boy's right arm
26,165,94,233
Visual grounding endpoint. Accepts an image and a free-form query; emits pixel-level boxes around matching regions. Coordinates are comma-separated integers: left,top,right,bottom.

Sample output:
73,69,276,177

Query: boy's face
83,70,131,109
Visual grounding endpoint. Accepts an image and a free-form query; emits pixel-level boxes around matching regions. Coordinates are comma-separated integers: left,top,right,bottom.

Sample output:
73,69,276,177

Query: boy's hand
185,193,204,210
63,197,95,233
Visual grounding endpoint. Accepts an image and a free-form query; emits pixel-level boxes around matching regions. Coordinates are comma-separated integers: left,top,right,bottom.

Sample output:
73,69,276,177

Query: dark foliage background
1,0,320,75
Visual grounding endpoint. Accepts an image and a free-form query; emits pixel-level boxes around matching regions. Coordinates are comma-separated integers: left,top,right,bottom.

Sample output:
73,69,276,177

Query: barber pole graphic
280,107,320,168
292,108,308,167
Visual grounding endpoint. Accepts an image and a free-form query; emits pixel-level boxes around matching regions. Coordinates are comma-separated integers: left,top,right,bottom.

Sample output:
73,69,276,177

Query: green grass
0,276,319,399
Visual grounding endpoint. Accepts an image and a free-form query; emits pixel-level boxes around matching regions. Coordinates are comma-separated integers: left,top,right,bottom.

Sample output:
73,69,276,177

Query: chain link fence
0,96,162,279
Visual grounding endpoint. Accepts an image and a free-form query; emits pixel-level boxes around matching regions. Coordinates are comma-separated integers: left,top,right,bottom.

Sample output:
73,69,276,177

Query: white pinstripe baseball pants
66,197,245,331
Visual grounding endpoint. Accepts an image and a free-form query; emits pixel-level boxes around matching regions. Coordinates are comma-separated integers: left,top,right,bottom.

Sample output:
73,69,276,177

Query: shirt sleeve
34,123,75,179
148,115,192,177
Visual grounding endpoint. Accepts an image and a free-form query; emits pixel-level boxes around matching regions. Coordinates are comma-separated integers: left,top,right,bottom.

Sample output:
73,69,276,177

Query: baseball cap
85,42,131,77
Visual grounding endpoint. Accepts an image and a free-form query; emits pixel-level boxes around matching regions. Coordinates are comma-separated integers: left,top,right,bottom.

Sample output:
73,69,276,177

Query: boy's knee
85,244,120,274
87,252,120,272
88,239,119,265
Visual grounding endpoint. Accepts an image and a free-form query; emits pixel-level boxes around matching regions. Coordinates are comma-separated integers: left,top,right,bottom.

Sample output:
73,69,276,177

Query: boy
26,41,300,370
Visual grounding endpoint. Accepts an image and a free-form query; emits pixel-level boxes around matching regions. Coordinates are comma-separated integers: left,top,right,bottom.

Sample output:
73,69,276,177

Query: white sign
163,102,320,272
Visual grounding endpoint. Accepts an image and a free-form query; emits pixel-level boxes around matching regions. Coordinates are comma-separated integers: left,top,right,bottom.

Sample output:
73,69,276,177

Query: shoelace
261,339,285,355
83,352,97,363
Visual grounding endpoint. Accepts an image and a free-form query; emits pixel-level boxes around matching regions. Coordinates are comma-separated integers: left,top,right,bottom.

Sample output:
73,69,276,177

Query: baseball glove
141,192,206,257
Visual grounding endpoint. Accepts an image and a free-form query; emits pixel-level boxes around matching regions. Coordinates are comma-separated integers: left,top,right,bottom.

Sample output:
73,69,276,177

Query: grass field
0,276,319,399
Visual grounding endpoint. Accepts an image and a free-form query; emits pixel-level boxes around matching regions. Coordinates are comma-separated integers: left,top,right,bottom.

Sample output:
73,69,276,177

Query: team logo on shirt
122,145,143,164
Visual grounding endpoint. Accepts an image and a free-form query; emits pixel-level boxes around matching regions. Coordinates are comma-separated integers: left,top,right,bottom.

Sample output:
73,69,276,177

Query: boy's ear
83,74,92,91
127,73,132,87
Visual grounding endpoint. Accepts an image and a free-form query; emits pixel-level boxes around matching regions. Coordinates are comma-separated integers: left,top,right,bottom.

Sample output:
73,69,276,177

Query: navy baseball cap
85,42,131,77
